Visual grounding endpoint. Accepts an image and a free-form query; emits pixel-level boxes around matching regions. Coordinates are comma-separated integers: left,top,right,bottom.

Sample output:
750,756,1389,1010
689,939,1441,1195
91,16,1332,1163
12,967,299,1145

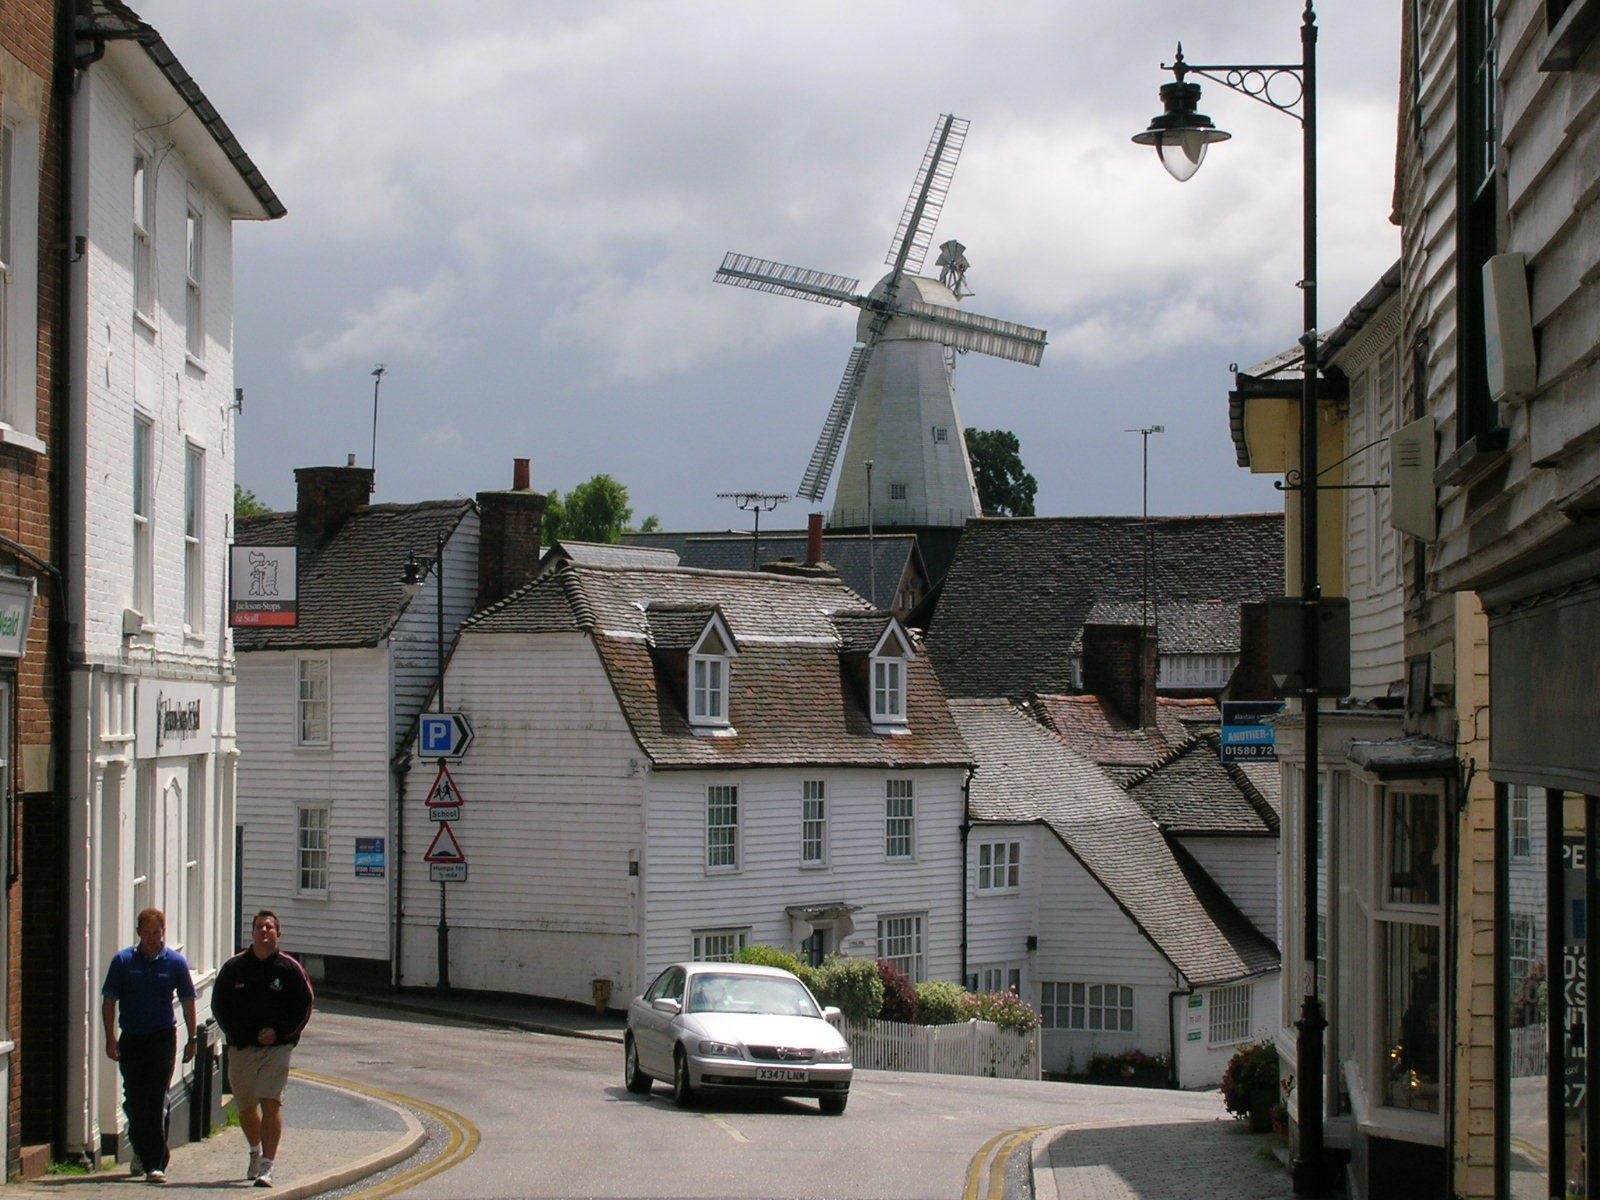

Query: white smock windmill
714,115,1048,527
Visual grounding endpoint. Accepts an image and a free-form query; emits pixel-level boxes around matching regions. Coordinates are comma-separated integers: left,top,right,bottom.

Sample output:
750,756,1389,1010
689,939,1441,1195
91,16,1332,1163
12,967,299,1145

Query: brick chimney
1225,602,1273,700
1082,623,1158,728
476,458,546,610
295,458,373,547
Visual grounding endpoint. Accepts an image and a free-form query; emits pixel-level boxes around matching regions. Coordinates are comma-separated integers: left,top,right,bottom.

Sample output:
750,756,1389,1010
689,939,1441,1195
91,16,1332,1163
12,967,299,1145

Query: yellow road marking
292,1068,481,1200
705,1114,750,1143
961,1125,1050,1200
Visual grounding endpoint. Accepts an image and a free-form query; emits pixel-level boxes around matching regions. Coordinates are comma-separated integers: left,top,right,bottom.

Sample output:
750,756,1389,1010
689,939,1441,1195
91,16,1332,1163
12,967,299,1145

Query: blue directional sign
418,712,474,759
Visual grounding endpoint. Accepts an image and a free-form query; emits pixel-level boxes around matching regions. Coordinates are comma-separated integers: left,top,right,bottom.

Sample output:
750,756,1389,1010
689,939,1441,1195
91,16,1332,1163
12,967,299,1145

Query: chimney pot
347,452,356,467
513,458,531,490
807,513,824,566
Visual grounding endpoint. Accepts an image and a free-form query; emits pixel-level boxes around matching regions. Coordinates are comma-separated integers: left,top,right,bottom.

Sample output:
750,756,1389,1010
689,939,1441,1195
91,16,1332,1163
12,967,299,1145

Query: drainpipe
959,768,972,984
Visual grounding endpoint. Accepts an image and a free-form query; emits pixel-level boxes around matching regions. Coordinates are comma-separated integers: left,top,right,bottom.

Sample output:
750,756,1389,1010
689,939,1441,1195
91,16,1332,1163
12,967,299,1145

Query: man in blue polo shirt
102,908,198,1186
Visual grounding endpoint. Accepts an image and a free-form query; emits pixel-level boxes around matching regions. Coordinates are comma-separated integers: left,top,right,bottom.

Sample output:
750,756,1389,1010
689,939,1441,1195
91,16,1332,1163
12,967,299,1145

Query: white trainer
253,1158,274,1188
247,1149,263,1180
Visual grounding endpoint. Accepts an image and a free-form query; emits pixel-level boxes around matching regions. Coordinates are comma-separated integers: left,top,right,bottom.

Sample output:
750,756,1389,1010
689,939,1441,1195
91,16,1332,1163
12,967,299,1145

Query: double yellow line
962,1124,1050,1200
292,1069,480,1200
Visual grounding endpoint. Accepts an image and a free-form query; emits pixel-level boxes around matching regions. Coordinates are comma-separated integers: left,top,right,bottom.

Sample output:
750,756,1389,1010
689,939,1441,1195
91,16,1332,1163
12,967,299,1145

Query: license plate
755,1067,809,1083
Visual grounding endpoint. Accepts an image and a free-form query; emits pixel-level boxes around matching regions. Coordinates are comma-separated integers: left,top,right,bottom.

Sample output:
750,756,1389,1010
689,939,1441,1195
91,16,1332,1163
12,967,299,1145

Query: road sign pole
437,876,451,992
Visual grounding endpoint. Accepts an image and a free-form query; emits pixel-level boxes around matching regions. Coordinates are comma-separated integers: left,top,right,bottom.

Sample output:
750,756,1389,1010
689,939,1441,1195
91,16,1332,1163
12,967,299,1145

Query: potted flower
1221,1041,1281,1132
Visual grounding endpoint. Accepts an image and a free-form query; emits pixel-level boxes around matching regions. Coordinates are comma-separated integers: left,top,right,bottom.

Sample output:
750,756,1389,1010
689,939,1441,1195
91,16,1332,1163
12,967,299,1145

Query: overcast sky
137,1,1401,531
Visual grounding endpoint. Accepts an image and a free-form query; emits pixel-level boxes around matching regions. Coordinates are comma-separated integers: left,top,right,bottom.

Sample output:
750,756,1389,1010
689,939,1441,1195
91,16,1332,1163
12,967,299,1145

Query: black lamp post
402,534,450,992
1134,5,1327,1195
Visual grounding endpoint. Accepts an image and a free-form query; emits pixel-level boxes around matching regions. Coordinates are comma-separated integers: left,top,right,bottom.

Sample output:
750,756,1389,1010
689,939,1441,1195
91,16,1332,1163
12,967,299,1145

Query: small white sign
429,863,468,882
136,679,216,759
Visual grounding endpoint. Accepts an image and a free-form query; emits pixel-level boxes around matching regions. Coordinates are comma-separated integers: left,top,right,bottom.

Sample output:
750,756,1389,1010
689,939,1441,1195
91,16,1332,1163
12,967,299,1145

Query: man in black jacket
214,911,313,1189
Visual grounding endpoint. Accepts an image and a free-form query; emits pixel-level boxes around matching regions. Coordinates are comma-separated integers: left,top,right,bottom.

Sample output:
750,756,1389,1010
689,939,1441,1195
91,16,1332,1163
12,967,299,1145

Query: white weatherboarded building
953,699,1280,1088
233,461,543,989
399,563,973,1003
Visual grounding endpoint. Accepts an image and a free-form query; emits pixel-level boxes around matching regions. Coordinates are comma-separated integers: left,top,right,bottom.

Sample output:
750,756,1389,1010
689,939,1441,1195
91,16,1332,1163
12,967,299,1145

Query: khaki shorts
229,1044,294,1108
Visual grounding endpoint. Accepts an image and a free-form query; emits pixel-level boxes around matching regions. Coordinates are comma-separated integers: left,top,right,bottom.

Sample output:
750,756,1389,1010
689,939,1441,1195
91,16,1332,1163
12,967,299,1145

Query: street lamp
402,534,450,992
1134,5,1328,1195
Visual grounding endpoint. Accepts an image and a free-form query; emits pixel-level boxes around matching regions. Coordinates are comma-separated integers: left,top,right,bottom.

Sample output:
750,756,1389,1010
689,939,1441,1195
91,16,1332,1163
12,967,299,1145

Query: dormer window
870,622,914,730
689,620,735,730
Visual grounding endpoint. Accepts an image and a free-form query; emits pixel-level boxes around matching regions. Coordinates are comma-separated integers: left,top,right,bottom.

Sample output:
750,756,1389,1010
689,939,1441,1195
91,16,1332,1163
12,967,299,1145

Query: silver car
625,962,853,1114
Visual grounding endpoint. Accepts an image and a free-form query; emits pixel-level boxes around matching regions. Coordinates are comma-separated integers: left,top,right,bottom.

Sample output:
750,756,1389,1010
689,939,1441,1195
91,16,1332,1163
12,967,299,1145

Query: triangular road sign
424,822,466,864
425,763,464,808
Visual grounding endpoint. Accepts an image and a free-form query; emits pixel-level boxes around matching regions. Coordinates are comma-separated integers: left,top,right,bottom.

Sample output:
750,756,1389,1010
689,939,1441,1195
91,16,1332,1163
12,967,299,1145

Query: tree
636,514,661,534
964,428,1037,517
542,474,634,545
234,484,272,520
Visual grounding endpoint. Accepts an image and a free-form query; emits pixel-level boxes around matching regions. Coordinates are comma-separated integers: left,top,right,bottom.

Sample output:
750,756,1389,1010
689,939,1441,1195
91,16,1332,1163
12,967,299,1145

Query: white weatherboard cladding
398,633,644,1001
1032,834,1178,1076
235,647,392,960
1176,835,1279,947
390,512,479,734
641,766,966,983
965,824,1036,972
1172,973,1282,1089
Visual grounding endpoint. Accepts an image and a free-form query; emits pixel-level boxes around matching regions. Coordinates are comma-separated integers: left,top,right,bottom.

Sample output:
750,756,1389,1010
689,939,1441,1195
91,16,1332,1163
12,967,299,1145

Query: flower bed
1086,1049,1170,1088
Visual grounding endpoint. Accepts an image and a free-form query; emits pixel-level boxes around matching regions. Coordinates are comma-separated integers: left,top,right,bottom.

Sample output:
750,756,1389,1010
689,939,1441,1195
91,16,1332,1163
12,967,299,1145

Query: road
297,1002,1257,1200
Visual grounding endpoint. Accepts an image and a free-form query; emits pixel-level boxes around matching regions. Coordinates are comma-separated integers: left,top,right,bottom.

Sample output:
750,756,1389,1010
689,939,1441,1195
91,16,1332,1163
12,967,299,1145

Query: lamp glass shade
1156,131,1210,181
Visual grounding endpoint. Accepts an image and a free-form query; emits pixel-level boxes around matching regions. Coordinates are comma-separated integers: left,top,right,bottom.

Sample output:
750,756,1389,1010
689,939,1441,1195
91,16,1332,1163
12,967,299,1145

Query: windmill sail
798,344,874,501
885,115,970,279
714,254,862,307
904,301,1049,366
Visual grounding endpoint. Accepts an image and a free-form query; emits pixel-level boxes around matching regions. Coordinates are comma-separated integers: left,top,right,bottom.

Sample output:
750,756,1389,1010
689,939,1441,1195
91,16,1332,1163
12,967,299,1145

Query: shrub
1220,1041,1282,1119
1086,1048,1168,1087
812,956,883,1022
731,944,819,993
962,989,1040,1035
877,959,918,1023
914,980,968,1025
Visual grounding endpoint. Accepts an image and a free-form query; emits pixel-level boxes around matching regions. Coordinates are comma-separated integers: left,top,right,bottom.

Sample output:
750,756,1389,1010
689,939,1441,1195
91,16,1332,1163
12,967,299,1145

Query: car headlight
697,1039,741,1058
815,1047,850,1063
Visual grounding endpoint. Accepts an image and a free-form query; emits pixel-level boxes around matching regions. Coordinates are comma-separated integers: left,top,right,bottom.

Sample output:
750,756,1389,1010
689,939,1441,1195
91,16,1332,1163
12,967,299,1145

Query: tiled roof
644,605,724,651
464,565,971,770
923,515,1285,698
234,501,472,651
830,613,893,655
1033,694,1219,784
952,700,1278,986
549,540,680,570
1126,732,1281,836
623,531,923,611
1069,601,1241,655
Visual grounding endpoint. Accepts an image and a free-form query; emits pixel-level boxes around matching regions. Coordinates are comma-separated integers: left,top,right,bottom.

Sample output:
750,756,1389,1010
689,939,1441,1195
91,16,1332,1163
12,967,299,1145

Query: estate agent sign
230,545,298,627
136,679,216,759
0,575,36,659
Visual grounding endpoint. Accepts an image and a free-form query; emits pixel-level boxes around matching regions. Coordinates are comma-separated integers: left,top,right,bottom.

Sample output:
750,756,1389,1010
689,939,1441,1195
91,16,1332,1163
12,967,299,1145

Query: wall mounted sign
135,679,216,759
0,575,36,659
230,546,298,627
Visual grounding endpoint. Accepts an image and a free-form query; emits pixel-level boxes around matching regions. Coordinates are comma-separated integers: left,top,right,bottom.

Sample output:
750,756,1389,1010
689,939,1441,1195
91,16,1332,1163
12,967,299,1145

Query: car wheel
624,1036,652,1094
672,1049,696,1109
819,1091,849,1115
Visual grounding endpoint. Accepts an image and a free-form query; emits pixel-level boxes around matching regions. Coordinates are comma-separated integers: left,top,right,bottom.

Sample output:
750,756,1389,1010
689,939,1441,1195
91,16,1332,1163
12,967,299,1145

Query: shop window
1378,790,1443,1112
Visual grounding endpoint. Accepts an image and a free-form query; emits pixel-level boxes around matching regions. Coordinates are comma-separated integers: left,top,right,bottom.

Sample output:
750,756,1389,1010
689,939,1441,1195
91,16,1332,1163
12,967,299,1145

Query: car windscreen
686,973,822,1018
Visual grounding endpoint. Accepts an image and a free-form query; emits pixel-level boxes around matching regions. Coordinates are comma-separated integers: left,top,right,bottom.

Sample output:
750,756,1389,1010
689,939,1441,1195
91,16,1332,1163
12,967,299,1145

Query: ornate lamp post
402,534,450,991
1134,5,1327,1195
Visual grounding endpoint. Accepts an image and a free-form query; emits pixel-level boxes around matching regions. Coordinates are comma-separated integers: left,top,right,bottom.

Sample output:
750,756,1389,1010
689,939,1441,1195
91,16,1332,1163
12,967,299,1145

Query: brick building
0,0,67,1179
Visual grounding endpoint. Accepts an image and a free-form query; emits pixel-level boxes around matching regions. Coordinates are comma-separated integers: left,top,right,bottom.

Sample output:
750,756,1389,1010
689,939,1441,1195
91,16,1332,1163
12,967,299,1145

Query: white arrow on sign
418,712,474,759
424,822,466,865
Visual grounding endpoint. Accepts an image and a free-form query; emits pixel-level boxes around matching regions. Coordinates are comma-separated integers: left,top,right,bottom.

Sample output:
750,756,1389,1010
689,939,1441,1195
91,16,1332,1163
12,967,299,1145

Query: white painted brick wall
75,66,239,668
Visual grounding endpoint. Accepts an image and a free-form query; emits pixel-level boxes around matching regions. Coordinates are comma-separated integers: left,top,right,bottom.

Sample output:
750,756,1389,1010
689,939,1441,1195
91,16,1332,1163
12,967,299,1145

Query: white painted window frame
691,928,749,963
132,148,155,322
1208,983,1252,1045
183,442,205,634
706,783,739,872
1039,981,1135,1032
876,912,925,982
800,779,827,867
295,804,330,897
977,840,1021,893
133,764,154,914
688,618,735,730
1157,654,1240,688
0,106,41,447
295,655,331,747
184,198,204,360
132,412,154,620
885,778,915,860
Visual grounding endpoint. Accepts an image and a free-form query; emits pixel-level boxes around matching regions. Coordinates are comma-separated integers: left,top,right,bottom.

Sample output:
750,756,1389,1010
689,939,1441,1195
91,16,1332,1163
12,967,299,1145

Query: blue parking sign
418,712,473,758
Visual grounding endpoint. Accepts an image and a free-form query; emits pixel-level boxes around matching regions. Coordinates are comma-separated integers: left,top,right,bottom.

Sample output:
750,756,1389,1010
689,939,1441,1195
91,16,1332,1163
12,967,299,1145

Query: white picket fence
833,1016,1041,1080
1509,1023,1547,1077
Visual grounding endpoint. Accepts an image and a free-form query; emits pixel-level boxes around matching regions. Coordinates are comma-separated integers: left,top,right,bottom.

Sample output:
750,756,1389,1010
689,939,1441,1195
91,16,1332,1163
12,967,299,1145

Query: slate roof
643,605,727,651
952,700,1279,986
234,501,472,651
1069,601,1241,655
1033,694,1220,785
623,531,924,611
464,564,971,770
544,540,680,570
1126,731,1281,836
924,515,1285,698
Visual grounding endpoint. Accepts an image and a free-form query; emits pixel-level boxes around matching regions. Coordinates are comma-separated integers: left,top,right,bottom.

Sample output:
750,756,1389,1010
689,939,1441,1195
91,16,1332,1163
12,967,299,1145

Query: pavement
3,989,1295,1199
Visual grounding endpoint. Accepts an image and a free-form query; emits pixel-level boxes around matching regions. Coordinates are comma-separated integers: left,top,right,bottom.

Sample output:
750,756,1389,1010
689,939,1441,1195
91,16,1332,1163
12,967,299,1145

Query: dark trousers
118,1029,176,1173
